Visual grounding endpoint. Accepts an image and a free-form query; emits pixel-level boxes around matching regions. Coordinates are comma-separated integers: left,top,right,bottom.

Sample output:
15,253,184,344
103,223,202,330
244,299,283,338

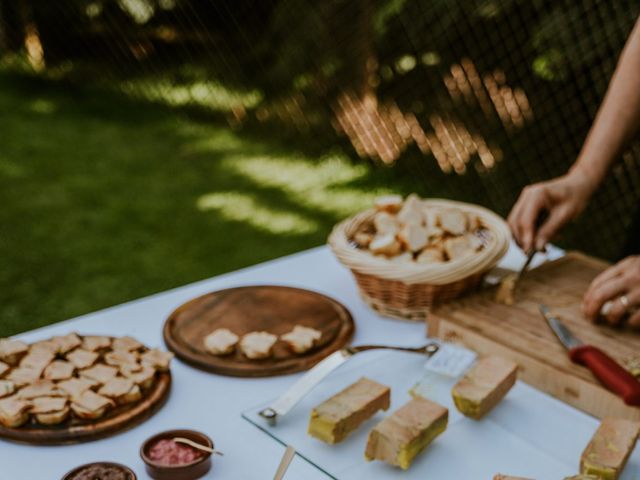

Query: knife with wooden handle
539,304,640,406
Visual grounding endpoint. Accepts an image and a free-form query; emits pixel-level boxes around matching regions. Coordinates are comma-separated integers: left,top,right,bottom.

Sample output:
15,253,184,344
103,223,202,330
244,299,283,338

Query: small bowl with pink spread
140,429,214,480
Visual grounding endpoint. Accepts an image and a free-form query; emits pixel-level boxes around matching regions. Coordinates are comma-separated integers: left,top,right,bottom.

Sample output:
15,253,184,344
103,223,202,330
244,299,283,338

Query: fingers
519,195,546,253
507,196,527,249
507,204,523,249
588,256,633,292
534,205,571,251
582,275,628,321
508,186,546,253
601,290,640,326
628,310,640,329
584,256,640,327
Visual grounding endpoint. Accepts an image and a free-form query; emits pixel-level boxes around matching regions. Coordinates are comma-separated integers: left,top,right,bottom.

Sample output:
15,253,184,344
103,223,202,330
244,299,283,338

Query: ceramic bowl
62,461,137,480
140,429,213,480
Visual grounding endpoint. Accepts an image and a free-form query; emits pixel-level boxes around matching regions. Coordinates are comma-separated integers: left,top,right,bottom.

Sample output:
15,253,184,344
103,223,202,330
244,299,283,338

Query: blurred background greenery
1,0,639,336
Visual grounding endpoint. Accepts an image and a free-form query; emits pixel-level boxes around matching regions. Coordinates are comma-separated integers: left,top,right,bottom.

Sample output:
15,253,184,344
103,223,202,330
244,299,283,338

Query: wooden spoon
173,437,224,456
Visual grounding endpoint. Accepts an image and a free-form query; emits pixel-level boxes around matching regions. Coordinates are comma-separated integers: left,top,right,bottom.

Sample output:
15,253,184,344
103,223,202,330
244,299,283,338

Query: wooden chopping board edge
428,251,640,421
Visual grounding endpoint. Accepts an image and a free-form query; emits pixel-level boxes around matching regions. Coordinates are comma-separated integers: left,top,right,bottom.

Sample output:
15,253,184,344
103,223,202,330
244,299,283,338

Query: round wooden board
163,285,355,377
0,372,171,445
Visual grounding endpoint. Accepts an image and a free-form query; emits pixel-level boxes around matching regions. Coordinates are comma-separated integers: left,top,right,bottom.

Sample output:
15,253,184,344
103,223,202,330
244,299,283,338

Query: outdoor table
1,244,638,479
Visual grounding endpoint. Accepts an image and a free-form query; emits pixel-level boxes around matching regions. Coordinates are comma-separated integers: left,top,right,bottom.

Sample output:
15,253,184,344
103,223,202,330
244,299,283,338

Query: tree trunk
0,0,24,53
351,0,376,101
17,0,45,71
0,0,6,52
329,0,377,100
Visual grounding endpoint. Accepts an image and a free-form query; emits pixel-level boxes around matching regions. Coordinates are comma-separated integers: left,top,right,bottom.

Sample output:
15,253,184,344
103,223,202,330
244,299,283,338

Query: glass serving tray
242,350,640,480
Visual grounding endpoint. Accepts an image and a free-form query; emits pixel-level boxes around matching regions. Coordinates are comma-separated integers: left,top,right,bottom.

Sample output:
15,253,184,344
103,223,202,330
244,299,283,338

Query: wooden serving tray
429,252,640,421
0,372,171,445
163,285,355,377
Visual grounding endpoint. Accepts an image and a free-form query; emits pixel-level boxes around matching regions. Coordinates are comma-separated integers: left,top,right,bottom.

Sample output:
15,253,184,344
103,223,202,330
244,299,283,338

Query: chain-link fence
1,0,639,260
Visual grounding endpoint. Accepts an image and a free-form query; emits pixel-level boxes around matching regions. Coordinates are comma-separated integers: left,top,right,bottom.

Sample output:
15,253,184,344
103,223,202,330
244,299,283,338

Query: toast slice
66,349,99,369
0,380,16,398
30,396,69,425
397,224,429,252
7,367,43,388
111,336,143,352
56,377,97,399
140,349,174,372
397,195,423,226
369,234,402,257
118,362,142,377
0,395,31,427
19,349,55,373
51,333,82,354
122,365,156,389
416,247,445,264
43,360,76,381
104,350,139,368
239,332,278,360
17,379,66,399
80,364,119,385
281,326,322,354
0,361,9,378
70,390,114,420
204,329,239,356
98,376,141,405
0,339,29,366
437,209,467,235
81,336,112,352
374,195,403,213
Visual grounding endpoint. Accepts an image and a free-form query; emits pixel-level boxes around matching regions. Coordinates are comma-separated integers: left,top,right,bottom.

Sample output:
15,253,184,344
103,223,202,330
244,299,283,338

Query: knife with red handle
539,304,640,406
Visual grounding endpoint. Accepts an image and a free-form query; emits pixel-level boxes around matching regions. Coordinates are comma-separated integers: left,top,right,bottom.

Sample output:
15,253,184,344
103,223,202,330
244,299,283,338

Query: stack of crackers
0,334,173,428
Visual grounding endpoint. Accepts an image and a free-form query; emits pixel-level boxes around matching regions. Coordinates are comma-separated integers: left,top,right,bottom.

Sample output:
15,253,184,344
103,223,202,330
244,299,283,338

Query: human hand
583,255,640,328
508,172,594,252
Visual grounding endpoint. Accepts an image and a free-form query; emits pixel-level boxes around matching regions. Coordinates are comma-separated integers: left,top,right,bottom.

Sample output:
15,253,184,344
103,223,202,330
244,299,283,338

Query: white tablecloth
2,244,636,480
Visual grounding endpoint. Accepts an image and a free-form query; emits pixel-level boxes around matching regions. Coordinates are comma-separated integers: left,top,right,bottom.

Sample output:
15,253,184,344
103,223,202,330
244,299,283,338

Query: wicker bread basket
328,198,510,320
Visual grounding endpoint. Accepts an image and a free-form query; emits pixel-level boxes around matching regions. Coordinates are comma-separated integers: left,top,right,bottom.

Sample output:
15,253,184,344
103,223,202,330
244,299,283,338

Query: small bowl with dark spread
141,429,214,479
62,462,136,480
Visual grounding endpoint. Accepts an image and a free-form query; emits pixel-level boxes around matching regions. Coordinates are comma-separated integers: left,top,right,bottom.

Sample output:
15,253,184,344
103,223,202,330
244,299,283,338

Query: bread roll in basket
328,196,510,320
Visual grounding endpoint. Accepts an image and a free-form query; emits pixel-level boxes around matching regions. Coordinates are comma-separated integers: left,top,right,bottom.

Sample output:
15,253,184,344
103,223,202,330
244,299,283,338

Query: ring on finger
619,294,630,310
600,301,614,316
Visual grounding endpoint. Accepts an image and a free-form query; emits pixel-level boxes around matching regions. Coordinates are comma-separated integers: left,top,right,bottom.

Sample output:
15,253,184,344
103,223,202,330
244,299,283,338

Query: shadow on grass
0,71,448,336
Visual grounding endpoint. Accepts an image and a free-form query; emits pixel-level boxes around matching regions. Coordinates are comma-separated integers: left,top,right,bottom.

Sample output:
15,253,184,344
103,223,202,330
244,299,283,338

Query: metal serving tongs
259,343,439,425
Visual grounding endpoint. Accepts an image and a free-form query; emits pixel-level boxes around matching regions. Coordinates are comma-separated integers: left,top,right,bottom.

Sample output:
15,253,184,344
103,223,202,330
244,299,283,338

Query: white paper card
423,342,477,378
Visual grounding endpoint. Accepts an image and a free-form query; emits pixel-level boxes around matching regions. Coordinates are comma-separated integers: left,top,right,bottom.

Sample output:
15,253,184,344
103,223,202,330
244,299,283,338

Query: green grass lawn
0,73,423,337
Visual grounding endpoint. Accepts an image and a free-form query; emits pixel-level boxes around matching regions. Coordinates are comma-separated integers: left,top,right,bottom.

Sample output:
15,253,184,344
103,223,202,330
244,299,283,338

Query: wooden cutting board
428,252,640,421
163,286,354,377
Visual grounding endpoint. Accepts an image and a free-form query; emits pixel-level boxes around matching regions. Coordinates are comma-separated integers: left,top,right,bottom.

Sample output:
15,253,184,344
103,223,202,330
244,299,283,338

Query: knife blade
259,343,439,425
495,250,537,305
515,249,537,283
539,304,582,349
539,304,640,406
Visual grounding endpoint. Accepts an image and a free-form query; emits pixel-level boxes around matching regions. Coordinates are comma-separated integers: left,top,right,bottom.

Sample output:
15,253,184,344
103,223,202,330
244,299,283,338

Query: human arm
508,17,640,253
